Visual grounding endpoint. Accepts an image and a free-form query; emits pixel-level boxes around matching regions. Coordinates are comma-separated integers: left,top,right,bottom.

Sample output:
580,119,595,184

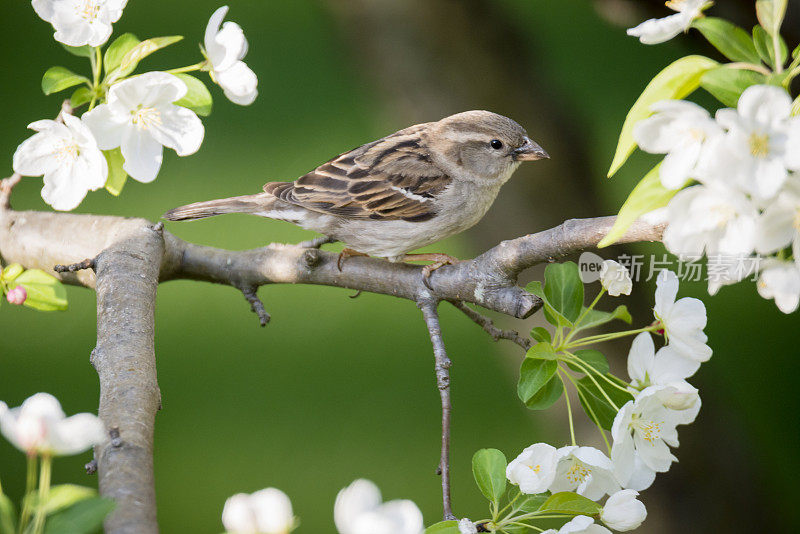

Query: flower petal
82,104,125,150
121,130,163,183
148,105,205,156
217,61,258,106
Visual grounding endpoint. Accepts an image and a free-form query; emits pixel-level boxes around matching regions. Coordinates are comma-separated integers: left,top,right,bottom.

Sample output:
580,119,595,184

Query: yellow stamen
749,133,770,158
76,0,102,22
131,106,162,130
565,461,591,484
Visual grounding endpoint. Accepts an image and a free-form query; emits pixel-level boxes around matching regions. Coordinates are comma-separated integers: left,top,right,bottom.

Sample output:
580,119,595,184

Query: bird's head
427,110,549,184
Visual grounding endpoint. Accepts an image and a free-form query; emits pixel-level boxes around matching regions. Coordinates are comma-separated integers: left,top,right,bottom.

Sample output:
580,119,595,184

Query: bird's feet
402,253,461,290
337,248,369,271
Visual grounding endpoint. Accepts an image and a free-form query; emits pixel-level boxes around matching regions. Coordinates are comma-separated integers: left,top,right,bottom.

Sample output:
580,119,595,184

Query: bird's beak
514,138,549,161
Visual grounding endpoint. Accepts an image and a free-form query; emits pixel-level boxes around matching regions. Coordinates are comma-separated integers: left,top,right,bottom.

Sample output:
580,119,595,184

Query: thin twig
417,298,456,521
450,301,531,350
54,258,96,273
0,173,21,209
240,285,270,326
297,235,336,249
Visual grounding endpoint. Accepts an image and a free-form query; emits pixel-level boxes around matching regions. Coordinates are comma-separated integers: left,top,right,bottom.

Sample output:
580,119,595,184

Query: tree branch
417,298,456,521
91,220,164,534
0,199,663,531
449,301,531,350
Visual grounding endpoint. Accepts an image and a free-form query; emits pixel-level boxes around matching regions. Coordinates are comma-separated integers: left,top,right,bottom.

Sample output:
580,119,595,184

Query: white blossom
757,260,800,314
754,182,800,256
626,0,707,44
599,260,632,296
32,0,127,47
334,479,423,534
713,85,800,200
12,114,108,211
653,270,712,364
204,6,258,105
627,332,701,387
541,515,612,534
549,446,620,500
634,100,722,189
0,393,105,456
506,443,558,495
83,72,204,184
458,518,478,534
662,184,758,260
222,488,295,534
611,387,687,491
600,490,647,532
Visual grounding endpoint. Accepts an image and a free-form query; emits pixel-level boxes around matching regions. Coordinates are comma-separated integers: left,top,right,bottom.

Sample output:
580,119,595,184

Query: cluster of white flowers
13,3,258,211
0,392,105,456
502,270,708,532
633,85,800,312
221,479,424,534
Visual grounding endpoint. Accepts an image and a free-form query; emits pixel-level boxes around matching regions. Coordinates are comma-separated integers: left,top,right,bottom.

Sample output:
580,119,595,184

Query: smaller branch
450,301,531,350
418,298,456,521
297,235,336,249
54,258,96,273
239,285,270,326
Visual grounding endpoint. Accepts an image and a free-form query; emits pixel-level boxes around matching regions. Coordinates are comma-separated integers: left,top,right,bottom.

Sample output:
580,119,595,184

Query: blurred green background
1,1,798,532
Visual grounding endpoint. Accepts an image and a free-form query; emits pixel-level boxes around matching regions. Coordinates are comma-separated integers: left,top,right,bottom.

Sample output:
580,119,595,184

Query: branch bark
91,221,164,534
0,200,663,531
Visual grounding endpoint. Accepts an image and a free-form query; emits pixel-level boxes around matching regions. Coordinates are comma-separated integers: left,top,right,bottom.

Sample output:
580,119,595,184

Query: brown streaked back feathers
263,124,452,222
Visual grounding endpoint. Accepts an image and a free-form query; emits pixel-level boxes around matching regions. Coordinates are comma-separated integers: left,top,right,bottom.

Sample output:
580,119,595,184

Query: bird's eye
490,139,503,150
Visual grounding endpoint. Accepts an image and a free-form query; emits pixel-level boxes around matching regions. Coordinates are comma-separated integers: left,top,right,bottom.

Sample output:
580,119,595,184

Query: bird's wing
263,124,452,222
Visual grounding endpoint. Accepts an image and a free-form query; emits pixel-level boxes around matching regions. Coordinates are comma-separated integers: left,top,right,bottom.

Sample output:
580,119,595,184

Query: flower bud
458,518,478,534
601,490,647,531
6,286,27,305
600,260,632,296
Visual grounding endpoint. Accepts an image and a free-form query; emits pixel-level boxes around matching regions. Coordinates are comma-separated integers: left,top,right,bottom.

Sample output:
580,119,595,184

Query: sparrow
163,110,549,282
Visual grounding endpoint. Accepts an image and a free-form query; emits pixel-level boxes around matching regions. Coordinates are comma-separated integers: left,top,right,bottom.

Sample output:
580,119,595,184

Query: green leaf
566,349,610,375
517,493,549,513
756,0,788,38
173,74,213,116
526,281,571,328
103,148,127,196
113,35,183,79
518,359,558,404
792,95,800,117
0,493,16,534
539,491,602,516
104,33,140,75
424,521,460,534
599,163,677,248
2,263,24,282
522,374,564,410
471,449,507,503
43,497,115,534
24,485,96,516
60,44,93,58
691,18,761,63
700,66,767,107
42,67,89,96
607,55,718,177
530,327,551,344
543,262,583,323
576,376,633,430
573,305,632,333
12,269,68,312
70,87,94,108
525,342,557,361
752,25,788,69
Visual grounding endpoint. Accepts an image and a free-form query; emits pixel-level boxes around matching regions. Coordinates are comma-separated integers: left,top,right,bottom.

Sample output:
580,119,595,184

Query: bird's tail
162,193,273,221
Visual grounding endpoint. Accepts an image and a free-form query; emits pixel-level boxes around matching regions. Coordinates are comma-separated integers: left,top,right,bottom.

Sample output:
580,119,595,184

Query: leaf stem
31,455,51,534
558,368,577,446
727,62,771,75
566,325,656,349
567,373,613,456
17,455,37,534
563,353,631,395
165,61,209,75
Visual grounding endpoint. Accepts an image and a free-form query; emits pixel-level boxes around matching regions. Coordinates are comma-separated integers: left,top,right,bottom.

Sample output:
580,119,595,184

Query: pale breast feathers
263,124,452,222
